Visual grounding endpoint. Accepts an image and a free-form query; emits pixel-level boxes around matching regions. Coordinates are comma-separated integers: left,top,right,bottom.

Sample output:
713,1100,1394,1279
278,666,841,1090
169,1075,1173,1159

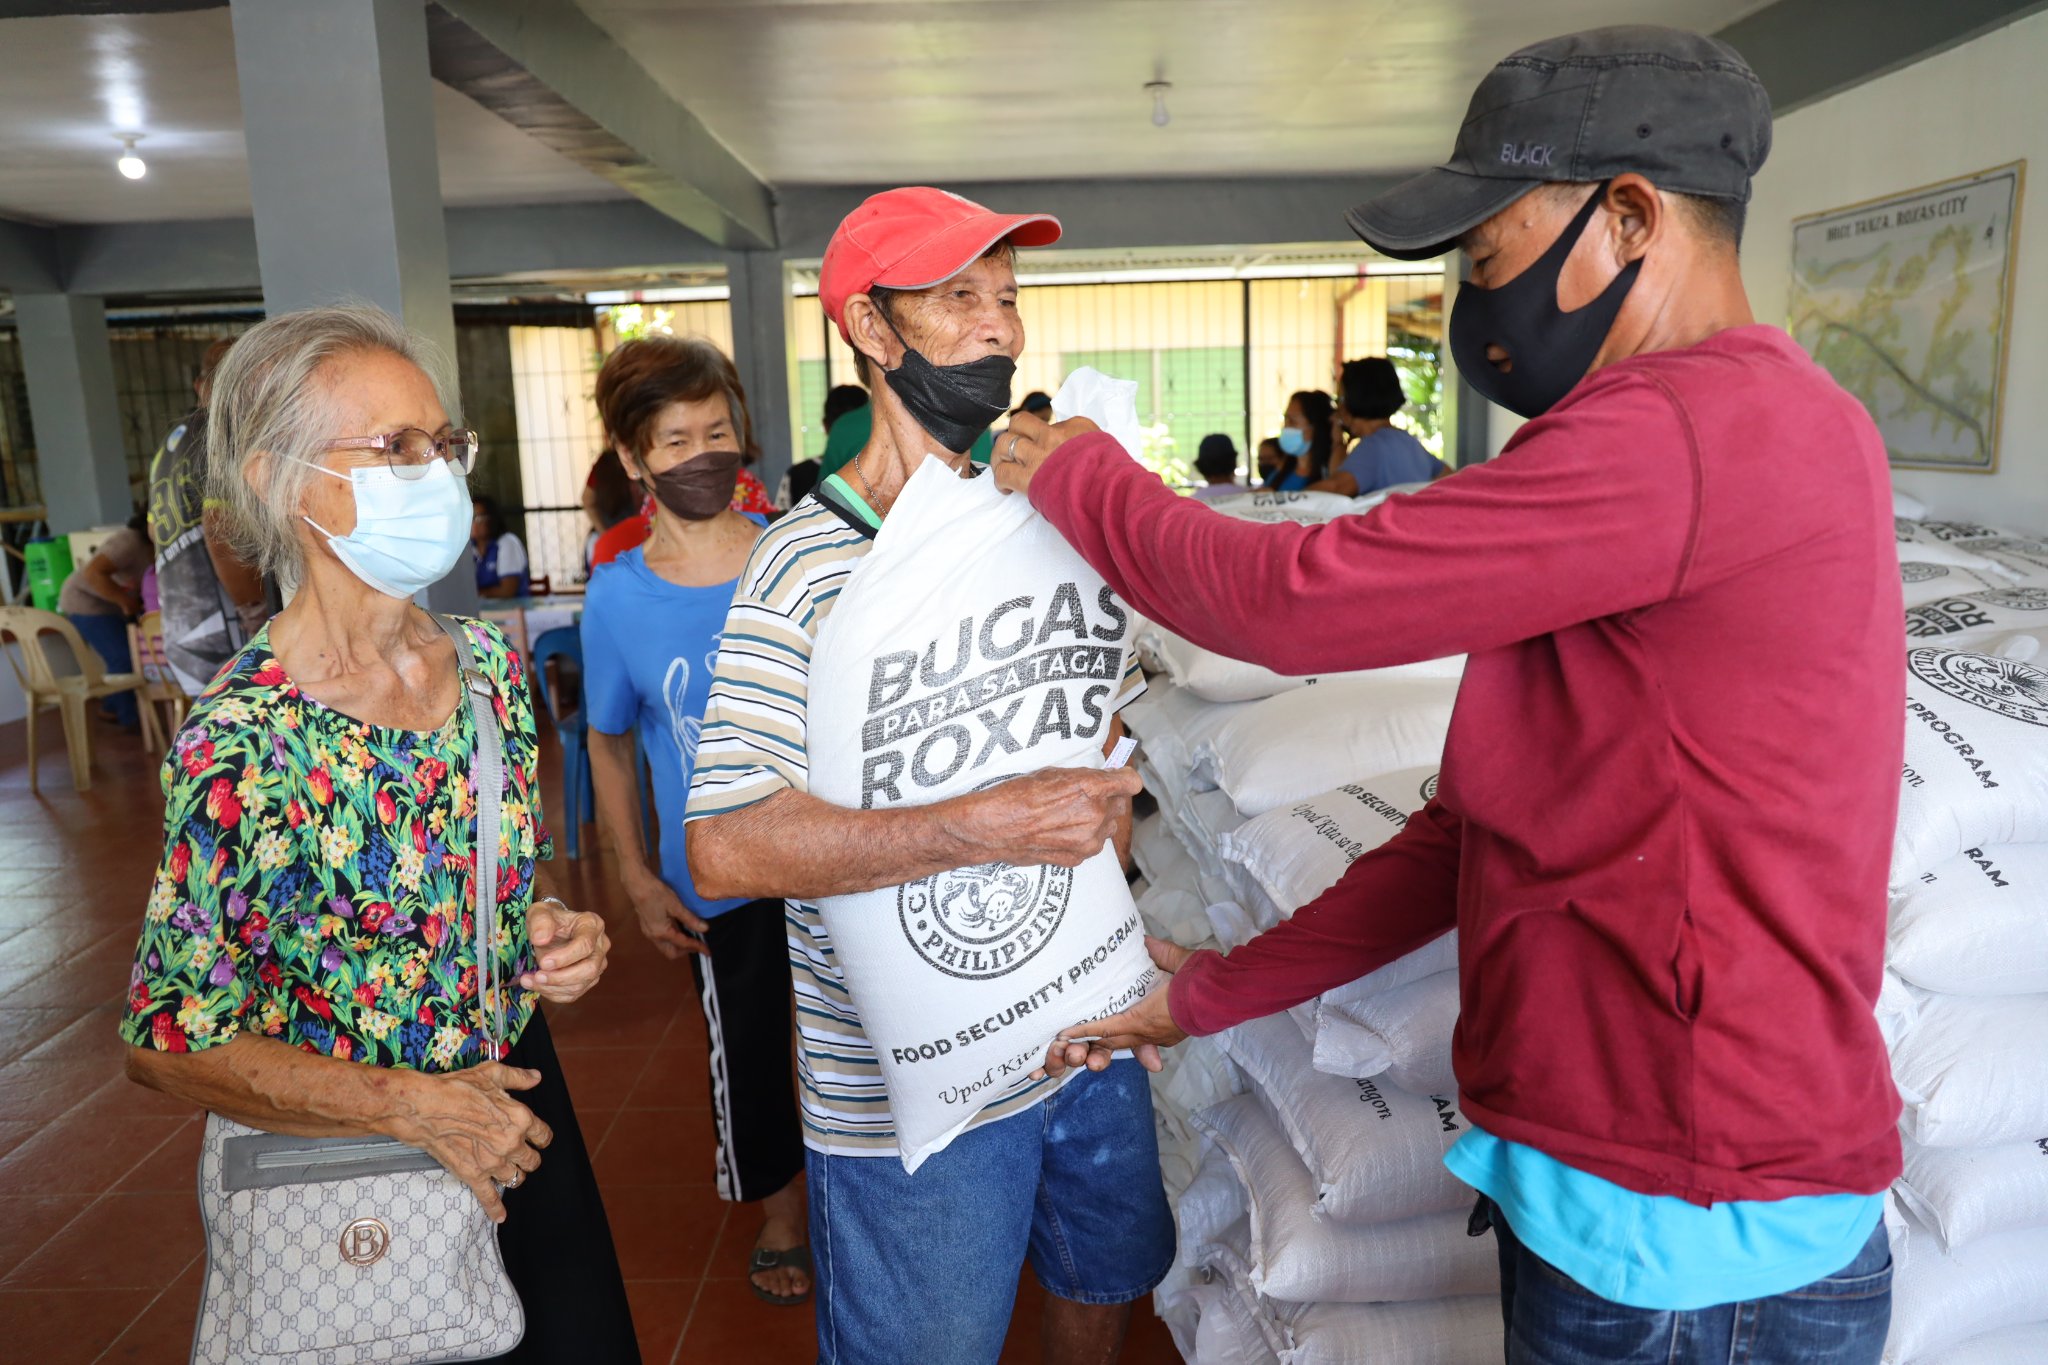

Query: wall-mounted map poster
1790,161,2024,474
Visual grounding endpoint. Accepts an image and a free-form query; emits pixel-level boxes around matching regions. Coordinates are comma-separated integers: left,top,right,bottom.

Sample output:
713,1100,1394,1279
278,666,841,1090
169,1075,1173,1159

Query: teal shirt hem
1445,1127,1886,1312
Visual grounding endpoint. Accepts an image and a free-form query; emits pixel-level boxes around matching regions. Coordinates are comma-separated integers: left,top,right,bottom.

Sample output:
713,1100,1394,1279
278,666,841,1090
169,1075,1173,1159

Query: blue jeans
808,1060,1175,1365
1492,1202,1892,1364
67,612,136,726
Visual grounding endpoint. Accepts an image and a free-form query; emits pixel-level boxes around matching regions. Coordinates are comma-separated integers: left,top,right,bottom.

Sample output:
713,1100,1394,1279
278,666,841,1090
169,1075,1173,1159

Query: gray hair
206,303,456,584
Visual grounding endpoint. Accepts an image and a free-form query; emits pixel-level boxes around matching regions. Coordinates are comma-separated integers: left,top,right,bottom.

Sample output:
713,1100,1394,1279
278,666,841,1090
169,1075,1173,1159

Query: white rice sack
1891,846,2048,996
1191,1277,1283,1365
1194,1094,1499,1304
1217,1013,1473,1226
1221,767,1440,916
1274,1297,1502,1365
1896,1138,2048,1255
1194,677,1457,818
1891,993,2048,1148
1315,970,1460,1095
1906,589,2048,649
1893,648,2048,890
1971,537,2048,587
1137,883,1214,950
1137,619,1465,705
1877,968,1922,1052
1122,682,1250,811
1211,489,1369,525
1919,1323,2048,1365
1885,1223,2048,1363
1902,562,2011,610
1132,811,1196,891
1897,518,2009,547
806,457,1158,1170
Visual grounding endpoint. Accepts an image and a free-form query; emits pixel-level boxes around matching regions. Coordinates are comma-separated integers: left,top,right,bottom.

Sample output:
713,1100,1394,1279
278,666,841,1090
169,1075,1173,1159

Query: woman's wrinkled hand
519,899,609,1004
392,1062,553,1222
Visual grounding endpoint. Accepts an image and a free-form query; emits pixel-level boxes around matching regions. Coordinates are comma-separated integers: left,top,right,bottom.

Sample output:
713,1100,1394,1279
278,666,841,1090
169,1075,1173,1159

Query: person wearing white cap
682,187,1171,1365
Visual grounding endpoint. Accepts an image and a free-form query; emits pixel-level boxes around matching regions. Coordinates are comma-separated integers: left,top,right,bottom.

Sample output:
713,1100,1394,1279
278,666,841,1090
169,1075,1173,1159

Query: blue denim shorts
808,1060,1176,1365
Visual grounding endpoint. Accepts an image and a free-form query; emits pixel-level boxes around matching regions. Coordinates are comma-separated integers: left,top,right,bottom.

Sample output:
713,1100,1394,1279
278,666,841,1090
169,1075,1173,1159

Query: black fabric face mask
641,448,742,521
878,312,1015,455
1449,183,1643,419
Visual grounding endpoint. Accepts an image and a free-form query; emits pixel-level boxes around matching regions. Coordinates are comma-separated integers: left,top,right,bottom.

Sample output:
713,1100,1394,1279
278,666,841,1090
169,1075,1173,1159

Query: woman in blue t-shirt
1272,389,1337,490
581,336,812,1306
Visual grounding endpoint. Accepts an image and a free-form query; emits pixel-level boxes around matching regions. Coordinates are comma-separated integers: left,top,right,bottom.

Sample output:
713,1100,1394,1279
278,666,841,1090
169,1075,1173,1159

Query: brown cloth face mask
642,449,742,521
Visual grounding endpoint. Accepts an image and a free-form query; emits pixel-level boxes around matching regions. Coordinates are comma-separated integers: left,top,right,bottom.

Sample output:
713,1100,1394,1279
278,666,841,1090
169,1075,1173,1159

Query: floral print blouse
122,617,553,1073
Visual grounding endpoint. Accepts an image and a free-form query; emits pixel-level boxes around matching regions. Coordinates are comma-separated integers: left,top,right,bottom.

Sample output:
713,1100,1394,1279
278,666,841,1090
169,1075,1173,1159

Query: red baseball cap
819,187,1061,342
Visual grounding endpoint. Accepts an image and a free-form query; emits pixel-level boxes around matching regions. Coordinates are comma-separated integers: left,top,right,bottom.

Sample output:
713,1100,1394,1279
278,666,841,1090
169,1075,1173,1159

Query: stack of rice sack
1880,509,2048,1365
1121,493,1497,1361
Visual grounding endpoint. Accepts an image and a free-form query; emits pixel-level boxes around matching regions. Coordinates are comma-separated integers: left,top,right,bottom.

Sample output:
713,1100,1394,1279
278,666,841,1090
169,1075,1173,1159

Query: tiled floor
0,710,1182,1364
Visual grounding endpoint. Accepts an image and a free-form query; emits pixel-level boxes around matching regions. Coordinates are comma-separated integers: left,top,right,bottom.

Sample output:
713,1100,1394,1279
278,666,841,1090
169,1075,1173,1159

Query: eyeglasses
323,428,479,480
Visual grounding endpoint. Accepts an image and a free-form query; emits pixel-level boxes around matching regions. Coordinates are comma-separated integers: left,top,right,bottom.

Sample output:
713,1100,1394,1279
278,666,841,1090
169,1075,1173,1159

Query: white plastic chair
0,605,147,792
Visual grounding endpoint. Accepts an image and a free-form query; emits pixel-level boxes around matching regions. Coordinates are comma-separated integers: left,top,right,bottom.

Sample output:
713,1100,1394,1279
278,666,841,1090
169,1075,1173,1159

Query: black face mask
1449,184,1642,419
878,313,1015,454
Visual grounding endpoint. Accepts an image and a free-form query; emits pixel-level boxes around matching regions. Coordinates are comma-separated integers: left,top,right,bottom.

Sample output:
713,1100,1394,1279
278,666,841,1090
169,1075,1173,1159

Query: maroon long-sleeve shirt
1031,326,1904,1204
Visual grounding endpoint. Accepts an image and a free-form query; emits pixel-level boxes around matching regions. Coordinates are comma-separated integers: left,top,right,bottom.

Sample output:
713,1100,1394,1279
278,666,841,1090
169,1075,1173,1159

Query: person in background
685,187,1167,1365
472,494,530,599
1191,433,1246,502
148,336,267,694
784,383,870,509
1012,390,1053,419
999,26,1902,1365
818,381,999,483
590,410,778,568
582,448,641,572
581,335,810,1307
1312,357,1449,496
1274,389,1336,490
60,509,151,727
122,303,635,1362
1254,435,1286,487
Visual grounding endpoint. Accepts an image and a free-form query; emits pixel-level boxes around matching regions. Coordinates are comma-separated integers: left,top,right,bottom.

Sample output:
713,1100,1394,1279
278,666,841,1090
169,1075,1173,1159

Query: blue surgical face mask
299,457,474,599
1277,427,1310,457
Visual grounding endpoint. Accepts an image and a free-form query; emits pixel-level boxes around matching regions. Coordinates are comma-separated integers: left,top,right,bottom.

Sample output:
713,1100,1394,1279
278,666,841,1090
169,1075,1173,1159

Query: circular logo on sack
1975,587,2048,612
1909,647,2048,728
1899,562,1949,583
339,1217,390,1267
899,861,1073,980
1420,773,1439,802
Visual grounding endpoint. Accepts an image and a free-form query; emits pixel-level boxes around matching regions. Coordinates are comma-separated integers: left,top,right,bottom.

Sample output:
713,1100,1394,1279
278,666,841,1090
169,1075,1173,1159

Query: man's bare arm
688,764,1140,902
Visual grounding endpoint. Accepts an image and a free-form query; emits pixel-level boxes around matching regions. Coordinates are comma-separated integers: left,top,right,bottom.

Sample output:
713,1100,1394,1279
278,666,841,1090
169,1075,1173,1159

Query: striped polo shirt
684,477,1145,1158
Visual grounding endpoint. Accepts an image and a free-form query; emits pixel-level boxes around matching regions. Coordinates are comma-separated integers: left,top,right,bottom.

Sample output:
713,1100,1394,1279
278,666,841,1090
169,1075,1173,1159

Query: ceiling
0,9,627,226
0,0,1771,228
581,0,1771,184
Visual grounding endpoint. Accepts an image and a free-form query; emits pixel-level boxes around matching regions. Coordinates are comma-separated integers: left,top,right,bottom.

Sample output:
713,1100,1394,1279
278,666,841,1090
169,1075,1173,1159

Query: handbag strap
432,613,507,1061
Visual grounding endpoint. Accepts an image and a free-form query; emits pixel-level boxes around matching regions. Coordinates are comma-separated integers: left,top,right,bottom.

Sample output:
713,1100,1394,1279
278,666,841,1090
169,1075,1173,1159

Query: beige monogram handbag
190,616,524,1364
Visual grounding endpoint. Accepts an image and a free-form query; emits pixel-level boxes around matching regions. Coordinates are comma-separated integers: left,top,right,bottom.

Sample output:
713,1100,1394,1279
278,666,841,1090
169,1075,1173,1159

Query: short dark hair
587,448,638,527
823,383,869,431
1541,181,1744,252
595,335,755,465
473,493,503,538
1340,358,1406,421
1195,433,1238,479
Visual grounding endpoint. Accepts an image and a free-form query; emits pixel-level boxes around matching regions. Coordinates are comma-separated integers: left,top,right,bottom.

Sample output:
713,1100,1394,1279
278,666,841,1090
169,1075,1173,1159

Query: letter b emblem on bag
339,1216,390,1266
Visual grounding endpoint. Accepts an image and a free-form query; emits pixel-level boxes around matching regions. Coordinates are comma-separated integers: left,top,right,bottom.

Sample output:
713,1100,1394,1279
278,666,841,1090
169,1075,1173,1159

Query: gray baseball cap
1348,26,1772,260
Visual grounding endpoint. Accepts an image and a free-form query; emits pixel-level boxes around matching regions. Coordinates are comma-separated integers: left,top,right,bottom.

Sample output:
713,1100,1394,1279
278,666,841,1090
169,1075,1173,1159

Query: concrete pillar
229,0,473,612
727,251,796,491
14,293,132,533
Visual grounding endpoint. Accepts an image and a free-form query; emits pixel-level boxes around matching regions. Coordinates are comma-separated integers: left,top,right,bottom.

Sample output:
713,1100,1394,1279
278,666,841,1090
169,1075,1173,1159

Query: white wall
1744,10,2048,532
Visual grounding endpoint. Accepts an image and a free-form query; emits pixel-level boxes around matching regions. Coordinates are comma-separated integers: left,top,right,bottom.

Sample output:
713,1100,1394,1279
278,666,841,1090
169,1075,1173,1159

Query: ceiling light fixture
115,134,146,180
1146,80,1172,128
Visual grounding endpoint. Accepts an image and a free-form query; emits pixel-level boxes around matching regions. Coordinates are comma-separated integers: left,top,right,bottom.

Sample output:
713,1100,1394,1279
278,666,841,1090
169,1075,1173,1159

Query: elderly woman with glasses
119,304,638,1363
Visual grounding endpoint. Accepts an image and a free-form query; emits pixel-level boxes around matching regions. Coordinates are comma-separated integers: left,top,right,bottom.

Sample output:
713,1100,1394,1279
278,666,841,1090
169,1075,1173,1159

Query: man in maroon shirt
995,26,1905,1365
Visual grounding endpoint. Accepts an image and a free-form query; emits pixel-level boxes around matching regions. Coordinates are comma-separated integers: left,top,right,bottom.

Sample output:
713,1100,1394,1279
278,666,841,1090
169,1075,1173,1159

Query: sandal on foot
748,1244,814,1306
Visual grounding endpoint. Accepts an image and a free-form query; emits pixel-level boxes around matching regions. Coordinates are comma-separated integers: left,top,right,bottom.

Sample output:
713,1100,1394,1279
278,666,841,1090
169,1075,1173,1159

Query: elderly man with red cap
683,187,1170,1365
